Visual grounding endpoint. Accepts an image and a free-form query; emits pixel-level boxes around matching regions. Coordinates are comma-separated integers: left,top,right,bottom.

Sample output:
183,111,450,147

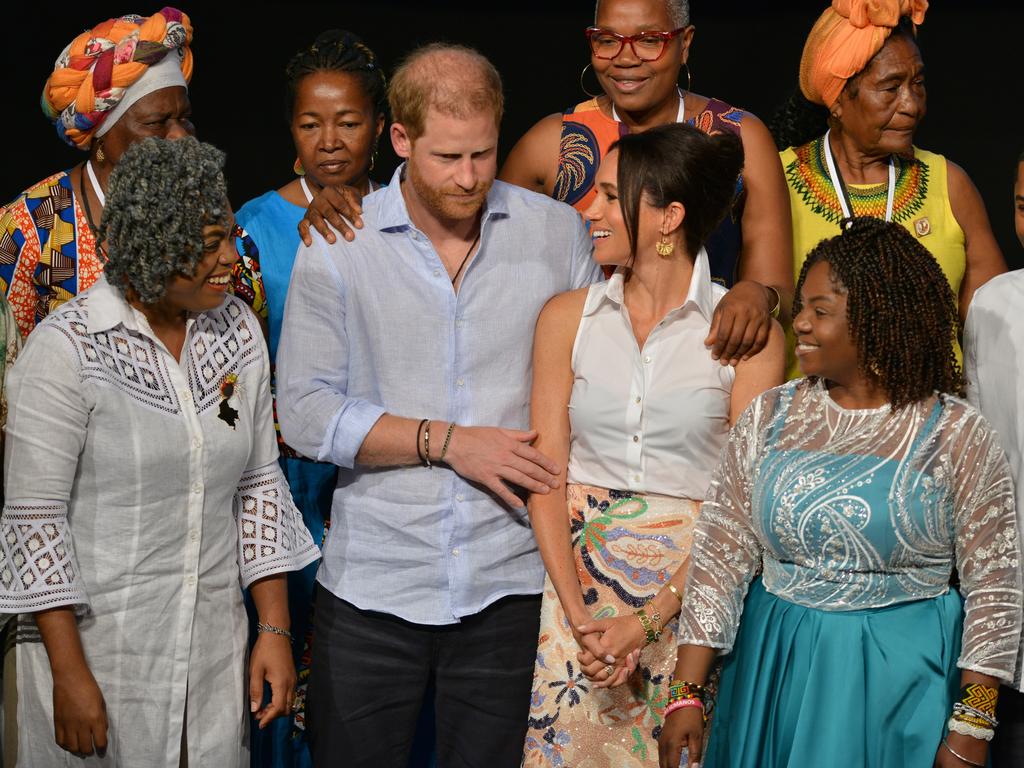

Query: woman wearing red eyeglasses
501,0,793,367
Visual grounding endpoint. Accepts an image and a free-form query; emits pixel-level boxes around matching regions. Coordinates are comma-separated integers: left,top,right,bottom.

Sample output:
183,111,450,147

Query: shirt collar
586,247,717,322
86,274,143,334
376,162,510,232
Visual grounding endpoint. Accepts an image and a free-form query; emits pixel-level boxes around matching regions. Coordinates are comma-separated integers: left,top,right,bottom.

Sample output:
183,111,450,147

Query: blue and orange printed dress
553,96,746,287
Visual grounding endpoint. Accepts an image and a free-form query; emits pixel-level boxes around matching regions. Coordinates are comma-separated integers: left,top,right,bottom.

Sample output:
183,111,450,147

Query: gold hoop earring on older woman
579,63,602,99
656,234,674,257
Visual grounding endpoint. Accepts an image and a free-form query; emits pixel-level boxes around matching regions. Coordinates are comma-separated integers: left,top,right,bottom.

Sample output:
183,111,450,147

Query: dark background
4,1,1022,267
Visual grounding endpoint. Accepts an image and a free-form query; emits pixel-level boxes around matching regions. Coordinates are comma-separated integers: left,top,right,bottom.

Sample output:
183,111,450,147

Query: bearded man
276,43,600,766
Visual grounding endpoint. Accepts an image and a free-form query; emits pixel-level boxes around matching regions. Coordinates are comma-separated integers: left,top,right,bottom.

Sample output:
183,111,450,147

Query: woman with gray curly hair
0,137,319,767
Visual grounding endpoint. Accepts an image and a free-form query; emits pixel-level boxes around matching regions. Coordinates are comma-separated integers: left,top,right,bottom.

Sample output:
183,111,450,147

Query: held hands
442,426,560,508
248,632,297,729
658,706,705,768
705,280,776,366
51,665,108,756
575,615,646,688
298,185,364,246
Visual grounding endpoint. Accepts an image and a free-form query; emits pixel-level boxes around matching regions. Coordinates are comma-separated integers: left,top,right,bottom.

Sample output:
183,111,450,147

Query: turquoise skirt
705,579,964,768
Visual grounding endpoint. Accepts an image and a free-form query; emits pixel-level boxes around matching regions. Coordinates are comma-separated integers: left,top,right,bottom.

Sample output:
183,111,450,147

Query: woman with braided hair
228,29,386,768
771,0,1006,378
660,217,1022,768
0,8,199,340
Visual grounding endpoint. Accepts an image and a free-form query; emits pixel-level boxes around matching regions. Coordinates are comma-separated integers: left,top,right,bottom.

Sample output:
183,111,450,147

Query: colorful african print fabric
0,295,21,439
0,171,102,339
523,484,700,768
0,169,266,343
780,137,966,378
554,97,745,286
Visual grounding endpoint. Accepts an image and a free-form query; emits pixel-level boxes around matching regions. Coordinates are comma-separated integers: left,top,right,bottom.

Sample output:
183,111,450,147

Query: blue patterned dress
679,379,1022,767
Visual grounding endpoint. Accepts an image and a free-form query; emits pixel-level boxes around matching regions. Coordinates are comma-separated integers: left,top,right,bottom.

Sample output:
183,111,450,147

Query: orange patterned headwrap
41,8,193,149
799,0,927,108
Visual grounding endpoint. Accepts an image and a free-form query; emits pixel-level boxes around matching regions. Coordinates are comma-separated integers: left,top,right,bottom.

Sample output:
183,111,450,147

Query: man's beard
406,159,492,225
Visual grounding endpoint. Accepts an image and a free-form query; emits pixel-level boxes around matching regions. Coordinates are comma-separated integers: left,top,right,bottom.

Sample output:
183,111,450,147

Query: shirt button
191,482,202,494
180,389,192,403
455,320,464,329
452,548,460,557
185,575,196,587
456,494,464,502
456,378,465,387
190,529,199,542
633,435,639,443
192,437,203,449
433,269,441,277
635,396,641,404
643,355,651,364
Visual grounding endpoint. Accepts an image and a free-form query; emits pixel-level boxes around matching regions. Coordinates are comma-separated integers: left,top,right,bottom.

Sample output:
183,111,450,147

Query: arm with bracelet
275,231,561,509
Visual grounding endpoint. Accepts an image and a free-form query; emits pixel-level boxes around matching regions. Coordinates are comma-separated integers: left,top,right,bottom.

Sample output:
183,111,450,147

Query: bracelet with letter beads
664,698,705,722
635,609,658,645
256,621,293,641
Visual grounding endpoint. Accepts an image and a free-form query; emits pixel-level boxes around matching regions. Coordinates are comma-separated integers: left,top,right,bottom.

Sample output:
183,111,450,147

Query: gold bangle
666,583,683,605
423,420,433,469
764,285,781,319
439,423,456,462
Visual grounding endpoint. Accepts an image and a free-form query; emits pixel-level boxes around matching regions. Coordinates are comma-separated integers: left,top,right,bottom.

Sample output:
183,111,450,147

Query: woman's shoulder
236,190,298,229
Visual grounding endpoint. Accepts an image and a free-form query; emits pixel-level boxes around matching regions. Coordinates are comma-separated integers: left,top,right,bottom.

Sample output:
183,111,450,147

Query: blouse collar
589,246,716,323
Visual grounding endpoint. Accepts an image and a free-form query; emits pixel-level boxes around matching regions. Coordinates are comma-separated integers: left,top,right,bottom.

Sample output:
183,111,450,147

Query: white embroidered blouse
0,276,319,767
679,379,1022,683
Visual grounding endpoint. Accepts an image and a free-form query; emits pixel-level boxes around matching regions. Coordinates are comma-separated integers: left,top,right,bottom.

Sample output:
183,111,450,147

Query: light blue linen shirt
276,165,601,624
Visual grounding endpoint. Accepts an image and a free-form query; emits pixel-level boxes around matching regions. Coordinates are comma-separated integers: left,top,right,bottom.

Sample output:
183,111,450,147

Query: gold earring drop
656,234,674,257
293,157,305,176
95,144,105,163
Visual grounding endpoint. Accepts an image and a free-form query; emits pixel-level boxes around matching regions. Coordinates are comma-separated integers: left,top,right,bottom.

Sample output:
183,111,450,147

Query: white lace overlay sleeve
0,501,89,612
950,409,1023,682
234,463,319,588
678,393,769,652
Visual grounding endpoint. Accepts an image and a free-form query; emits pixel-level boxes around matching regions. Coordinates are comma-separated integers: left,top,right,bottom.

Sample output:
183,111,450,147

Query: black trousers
992,685,1024,767
307,585,541,768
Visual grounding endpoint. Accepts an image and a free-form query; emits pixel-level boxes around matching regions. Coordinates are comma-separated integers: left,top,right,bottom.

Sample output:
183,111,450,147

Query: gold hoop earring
679,63,692,95
293,157,305,176
656,235,674,258
579,63,602,100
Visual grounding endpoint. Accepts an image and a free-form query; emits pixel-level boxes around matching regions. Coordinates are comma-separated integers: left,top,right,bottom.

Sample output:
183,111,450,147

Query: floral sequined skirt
522,484,701,768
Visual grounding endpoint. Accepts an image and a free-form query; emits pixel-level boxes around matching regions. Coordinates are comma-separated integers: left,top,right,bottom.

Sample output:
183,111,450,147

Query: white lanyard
823,129,895,223
612,88,685,125
86,161,106,207
300,176,377,204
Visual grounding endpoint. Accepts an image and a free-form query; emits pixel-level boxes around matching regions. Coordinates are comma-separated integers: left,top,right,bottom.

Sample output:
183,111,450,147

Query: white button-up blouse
0,276,319,767
566,249,734,498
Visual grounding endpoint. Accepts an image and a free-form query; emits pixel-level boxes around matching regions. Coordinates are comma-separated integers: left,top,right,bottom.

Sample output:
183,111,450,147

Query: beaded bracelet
256,622,293,641
959,683,999,719
423,420,433,468
953,702,998,728
415,419,429,464
668,679,706,703
948,716,995,742
439,423,457,462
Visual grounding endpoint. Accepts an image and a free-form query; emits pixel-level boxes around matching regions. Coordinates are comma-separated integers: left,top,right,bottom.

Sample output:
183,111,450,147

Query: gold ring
604,664,614,677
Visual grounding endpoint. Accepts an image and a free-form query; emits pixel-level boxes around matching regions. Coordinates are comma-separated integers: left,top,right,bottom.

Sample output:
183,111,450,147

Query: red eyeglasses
585,26,687,62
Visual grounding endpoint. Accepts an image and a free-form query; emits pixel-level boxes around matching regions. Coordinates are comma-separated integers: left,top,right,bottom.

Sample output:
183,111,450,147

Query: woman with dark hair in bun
228,29,386,767
662,217,1021,768
522,122,783,767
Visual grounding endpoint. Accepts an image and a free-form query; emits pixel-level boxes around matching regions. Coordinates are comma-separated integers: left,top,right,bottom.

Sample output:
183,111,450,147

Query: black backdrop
4,1,1022,267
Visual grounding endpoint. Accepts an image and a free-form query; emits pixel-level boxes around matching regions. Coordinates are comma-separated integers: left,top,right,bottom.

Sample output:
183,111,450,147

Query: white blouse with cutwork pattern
0,276,319,768
566,248,734,498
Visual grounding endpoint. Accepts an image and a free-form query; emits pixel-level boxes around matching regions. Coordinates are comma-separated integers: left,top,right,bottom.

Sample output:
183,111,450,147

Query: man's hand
443,426,560,507
298,185,364,246
705,280,775,366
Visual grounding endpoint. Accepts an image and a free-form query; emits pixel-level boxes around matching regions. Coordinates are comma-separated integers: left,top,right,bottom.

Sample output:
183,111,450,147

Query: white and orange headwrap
799,0,927,108
41,7,193,150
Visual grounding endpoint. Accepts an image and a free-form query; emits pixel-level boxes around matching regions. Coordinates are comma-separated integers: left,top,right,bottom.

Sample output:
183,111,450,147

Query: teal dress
236,191,337,768
679,379,1022,768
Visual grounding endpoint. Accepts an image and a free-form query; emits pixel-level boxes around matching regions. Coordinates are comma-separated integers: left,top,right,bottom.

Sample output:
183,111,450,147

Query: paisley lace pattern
679,379,1022,682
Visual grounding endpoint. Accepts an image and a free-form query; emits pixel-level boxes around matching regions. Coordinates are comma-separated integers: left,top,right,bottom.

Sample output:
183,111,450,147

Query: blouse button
633,435,639,443
635,396,641,404
191,482,202,494
643,355,651,364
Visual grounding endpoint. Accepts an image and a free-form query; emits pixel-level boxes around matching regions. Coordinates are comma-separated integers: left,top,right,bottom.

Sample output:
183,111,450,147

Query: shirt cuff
323,399,386,468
